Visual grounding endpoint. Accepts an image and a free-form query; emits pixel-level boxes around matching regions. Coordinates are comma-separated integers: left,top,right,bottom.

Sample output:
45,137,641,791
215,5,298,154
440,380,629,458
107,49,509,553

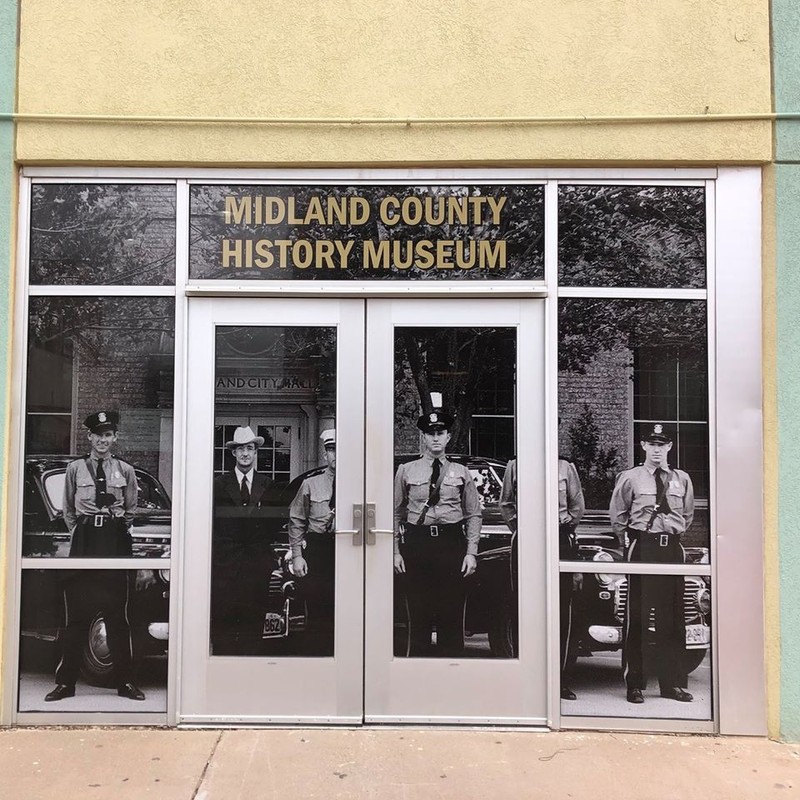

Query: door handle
335,503,363,546
366,502,394,546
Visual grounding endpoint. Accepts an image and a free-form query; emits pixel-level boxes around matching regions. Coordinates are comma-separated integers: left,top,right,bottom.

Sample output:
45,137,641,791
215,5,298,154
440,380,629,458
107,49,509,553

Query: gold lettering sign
189,184,544,280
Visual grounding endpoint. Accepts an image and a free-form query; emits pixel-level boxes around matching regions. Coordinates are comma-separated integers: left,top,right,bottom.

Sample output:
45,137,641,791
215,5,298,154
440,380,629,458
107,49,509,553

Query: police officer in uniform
288,429,337,655
609,424,695,704
393,410,481,657
45,410,144,702
500,456,585,697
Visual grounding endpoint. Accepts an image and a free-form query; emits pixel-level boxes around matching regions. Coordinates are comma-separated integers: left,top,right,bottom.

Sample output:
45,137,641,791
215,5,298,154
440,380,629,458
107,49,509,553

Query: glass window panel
561,570,712,721
275,450,290,472
558,299,709,565
558,185,706,288
18,568,169,712
211,325,336,658
393,327,517,659
23,297,175,558
471,417,515,462
190,184,544,281
25,415,71,454
30,184,176,286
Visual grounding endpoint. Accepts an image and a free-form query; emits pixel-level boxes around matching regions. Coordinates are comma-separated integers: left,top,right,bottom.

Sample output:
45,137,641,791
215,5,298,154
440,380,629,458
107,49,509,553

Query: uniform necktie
240,475,250,506
431,458,441,487
428,458,442,506
329,476,336,511
95,459,107,506
655,469,669,513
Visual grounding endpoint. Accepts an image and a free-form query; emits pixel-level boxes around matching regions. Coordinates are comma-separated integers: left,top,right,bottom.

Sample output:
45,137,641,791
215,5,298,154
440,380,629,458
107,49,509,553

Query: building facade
0,0,789,736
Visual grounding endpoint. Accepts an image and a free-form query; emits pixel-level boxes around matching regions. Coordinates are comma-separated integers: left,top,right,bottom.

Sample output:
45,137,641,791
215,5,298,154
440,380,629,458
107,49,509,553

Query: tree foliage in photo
558,185,705,288
30,184,176,285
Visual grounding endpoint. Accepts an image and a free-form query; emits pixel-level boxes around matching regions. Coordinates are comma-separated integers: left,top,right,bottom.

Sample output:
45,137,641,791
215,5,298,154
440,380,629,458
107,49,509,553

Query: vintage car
23,455,172,558
256,455,516,657
20,455,171,686
569,512,712,673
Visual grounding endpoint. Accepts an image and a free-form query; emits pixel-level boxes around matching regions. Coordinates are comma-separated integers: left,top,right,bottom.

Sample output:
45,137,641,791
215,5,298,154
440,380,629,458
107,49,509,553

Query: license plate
685,623,710,646
262,612,287,638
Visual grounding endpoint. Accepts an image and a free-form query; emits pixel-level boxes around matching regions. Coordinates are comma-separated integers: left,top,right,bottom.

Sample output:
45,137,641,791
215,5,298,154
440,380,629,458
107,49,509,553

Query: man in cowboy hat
45,410,144,702
288,428,337,655
610,423,695,705
393,409,481,657
211,425,275,655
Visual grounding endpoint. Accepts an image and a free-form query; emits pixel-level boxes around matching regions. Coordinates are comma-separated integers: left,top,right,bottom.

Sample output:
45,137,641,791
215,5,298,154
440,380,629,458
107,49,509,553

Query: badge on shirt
669,480,681,490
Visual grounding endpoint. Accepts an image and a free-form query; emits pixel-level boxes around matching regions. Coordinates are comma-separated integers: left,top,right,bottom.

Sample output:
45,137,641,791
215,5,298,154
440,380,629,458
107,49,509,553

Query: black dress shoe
660,687,693,702
44,684,75,702
560,686,577,700
627,688,644,704
117,682,145,701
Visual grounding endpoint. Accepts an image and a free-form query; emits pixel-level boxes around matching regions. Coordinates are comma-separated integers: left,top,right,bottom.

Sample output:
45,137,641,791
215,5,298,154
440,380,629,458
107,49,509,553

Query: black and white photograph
558,296,711,719
558,184,706,288
190,184,544,281
23,297,175,559
561,570,712,720
209,325,338,657
17,568,169,713
30,183,176,286
392,327,517,659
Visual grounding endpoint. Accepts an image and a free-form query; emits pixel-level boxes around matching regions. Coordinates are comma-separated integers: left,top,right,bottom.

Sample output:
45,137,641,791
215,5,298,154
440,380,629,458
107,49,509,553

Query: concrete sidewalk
0,728,797,800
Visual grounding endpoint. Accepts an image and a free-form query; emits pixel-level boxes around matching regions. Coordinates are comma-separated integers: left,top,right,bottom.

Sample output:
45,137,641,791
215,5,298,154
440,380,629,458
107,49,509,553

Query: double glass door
180,297,546,724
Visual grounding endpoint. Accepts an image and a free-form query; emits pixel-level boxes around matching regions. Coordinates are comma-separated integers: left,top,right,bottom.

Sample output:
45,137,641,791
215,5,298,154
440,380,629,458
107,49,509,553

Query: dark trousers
622,530,687,692
401,525,466,657
297,534,335,656
55,570,133,687
559,524,577,682
211,531,275,655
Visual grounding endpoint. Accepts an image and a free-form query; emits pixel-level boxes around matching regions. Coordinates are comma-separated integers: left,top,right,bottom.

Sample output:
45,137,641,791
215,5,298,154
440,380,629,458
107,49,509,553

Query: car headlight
696,587,711,616
593,551,615,586
158,569,170,584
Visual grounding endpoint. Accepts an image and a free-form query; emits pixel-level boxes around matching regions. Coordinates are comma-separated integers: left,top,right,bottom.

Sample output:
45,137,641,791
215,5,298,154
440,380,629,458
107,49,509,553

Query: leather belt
629,528,679,547
406,522,463,538
79,514,114,528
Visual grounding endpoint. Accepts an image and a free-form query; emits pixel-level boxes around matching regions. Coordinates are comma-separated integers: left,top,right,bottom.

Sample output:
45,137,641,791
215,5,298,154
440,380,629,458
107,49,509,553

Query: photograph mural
23,297,175,560
557,182,711,720
30,184,176,286
18,567,169,712
558,184,706,288
392,327,517,659
209,325,337,658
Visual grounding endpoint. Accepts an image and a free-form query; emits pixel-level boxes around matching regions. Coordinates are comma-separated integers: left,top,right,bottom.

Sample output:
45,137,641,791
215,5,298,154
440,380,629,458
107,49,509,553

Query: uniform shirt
558,459,585,525
62,455,138,534
393,455,481,556
288,467,335,558
609,464,694,538
500,458,586,530
499,458,517,532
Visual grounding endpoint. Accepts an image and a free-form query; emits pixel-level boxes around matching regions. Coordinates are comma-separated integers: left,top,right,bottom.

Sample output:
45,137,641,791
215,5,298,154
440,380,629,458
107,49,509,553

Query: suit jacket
213,471,274,542
214,470,271,508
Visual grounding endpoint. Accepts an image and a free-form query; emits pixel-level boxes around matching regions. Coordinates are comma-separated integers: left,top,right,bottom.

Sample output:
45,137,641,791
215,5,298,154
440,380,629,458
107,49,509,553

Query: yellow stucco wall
15,0,772,164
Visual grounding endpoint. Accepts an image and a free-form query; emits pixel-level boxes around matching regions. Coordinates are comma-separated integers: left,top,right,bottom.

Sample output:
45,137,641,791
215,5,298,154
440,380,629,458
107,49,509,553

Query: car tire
79,612,117,688
394,595,411,658
684,647,708,674
487,600,516,658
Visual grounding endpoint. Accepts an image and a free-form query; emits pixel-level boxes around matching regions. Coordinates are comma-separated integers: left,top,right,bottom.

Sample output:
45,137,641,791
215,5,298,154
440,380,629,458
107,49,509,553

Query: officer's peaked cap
417,408,454,433
84,410,119,434
642,423,672,444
